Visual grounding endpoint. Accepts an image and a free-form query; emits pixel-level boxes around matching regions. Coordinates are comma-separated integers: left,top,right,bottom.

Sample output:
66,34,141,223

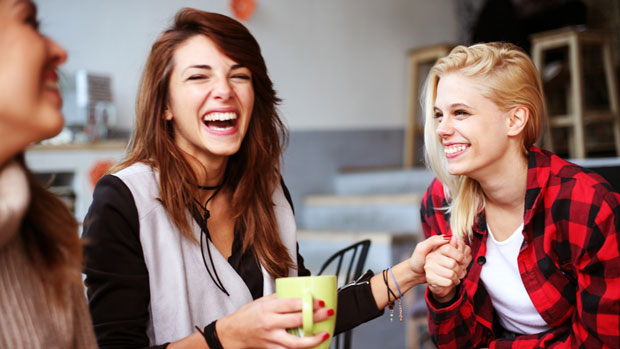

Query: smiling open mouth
202,112,238,130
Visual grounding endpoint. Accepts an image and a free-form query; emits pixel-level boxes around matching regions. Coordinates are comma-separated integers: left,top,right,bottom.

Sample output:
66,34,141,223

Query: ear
506,106,529,137
164,107,173,121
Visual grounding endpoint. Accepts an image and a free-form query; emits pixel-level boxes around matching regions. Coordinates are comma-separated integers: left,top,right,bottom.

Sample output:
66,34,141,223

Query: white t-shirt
479,223,551,335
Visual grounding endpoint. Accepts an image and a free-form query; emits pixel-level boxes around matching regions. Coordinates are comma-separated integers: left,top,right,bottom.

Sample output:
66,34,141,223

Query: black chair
318,239,371,349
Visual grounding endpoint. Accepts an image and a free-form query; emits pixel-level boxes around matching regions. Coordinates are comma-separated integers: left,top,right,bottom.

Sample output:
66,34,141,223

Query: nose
435,116,453,139
212,77,232,101
46,36,68,67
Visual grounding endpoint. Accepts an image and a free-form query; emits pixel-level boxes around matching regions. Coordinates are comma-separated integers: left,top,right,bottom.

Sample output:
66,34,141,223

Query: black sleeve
334,270,384,335
82,175,168,349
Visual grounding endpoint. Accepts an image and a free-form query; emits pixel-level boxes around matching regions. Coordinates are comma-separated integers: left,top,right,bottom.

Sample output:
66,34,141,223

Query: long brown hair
115,8,294,277
16,153,83,304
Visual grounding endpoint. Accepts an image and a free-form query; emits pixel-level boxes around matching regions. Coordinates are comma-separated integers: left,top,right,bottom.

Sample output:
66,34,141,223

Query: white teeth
444,144,467,154
203,112,237,122
44,81,59,90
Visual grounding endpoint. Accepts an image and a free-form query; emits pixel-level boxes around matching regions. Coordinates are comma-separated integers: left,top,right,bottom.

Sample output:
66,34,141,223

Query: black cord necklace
194,183,230,296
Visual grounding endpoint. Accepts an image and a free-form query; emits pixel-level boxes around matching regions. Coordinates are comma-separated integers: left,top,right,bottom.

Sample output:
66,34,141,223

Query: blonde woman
420,42,620,347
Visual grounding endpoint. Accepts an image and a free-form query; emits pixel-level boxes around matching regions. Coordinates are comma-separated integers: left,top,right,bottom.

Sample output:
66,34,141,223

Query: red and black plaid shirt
421,146,620,348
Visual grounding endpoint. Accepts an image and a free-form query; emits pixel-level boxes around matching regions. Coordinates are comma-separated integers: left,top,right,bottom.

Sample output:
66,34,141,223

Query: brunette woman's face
166,34,255,166
0,0,67,143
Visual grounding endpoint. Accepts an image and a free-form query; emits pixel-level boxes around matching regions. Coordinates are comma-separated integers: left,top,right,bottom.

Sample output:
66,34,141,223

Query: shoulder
543,150,618,205
422,177,448,209
111,163,162,219
420,178,450,237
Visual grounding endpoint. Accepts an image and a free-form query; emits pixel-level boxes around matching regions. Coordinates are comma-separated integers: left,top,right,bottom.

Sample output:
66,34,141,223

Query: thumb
417,235,450,256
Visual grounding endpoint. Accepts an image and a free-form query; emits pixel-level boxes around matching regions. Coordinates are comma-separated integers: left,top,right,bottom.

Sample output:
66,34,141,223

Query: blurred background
28,0,620,348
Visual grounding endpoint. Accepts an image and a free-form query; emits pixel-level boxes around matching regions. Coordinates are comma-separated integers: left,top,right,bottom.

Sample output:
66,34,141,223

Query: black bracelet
196,321,223,349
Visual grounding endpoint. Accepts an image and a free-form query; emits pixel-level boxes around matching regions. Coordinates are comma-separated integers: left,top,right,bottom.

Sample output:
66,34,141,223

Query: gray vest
114,163,298,345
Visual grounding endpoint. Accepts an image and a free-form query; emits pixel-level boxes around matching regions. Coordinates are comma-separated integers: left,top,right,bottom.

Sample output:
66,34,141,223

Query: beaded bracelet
383,268,402,322
389,266,404,322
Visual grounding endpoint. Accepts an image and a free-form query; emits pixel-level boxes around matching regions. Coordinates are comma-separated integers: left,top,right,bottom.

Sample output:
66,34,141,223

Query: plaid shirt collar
472,146,551,236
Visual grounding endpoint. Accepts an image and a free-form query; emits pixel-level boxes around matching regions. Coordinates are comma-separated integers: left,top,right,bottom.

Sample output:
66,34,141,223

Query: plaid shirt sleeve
420,149,620,348
421,178,494,348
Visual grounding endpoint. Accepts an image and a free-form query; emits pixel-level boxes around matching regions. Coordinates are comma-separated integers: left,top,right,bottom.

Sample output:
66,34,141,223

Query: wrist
393,260,424,290
199,321,223,349
430,287,457,304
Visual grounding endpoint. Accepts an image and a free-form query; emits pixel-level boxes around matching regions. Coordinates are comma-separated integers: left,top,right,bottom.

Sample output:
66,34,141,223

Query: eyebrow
182,64,247,75
434,103,473,111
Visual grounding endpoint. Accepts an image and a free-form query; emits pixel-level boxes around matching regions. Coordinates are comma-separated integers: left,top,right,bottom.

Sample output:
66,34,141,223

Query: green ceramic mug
275,275,338,349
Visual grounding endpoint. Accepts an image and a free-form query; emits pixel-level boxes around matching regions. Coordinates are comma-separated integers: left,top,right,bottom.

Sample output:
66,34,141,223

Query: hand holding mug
216,293,333,349
275,275,338,349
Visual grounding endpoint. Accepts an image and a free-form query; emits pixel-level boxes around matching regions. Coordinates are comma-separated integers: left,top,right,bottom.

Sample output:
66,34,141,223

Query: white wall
38,0,458,131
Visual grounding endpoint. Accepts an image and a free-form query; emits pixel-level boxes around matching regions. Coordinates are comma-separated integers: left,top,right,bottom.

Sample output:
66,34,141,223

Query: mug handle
301,288,313,336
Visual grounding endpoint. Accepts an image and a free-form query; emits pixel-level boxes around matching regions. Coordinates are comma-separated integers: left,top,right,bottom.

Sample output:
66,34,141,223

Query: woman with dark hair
83,8,456,348
0,0,96,347
420,42,620,347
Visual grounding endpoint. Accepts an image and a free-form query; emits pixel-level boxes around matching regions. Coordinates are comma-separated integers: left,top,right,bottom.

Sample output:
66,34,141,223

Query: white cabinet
25,141,127,225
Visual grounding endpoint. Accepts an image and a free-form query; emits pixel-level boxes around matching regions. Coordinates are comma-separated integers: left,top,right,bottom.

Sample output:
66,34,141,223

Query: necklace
193,183,230,296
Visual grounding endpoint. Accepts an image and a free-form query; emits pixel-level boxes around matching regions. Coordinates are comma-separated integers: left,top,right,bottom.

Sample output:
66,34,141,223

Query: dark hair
17,154,83,303
115,8,293,277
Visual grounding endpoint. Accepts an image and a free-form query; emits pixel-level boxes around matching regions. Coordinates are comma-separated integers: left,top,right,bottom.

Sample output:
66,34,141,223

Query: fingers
267,297,325,314
409,235,450,274
269,331,330,349
269,306,334,330
416,235,450,256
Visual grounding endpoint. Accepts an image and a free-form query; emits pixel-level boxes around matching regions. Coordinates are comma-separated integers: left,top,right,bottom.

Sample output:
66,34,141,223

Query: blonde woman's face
0,0,67,144
433,73,512,180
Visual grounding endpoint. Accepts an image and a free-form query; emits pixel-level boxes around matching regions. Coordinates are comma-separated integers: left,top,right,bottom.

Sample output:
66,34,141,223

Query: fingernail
327,308,334,316
322,333,330,341
442,235,451,241
319,300,325,307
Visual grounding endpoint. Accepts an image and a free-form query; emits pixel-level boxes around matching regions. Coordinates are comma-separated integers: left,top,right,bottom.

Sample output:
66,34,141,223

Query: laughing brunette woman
82,8,454,349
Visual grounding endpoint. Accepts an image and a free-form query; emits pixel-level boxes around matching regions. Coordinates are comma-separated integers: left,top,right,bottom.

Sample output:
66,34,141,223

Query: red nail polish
322,333,330,341
443,235,451,241
319,300,325,307
327,308,334,316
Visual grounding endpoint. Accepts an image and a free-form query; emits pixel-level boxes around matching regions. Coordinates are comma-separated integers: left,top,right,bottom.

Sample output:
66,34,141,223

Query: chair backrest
317,239,372,349
318,239,371,286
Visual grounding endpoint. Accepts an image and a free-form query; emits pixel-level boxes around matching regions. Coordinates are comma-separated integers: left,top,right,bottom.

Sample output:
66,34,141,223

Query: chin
38,111,65,141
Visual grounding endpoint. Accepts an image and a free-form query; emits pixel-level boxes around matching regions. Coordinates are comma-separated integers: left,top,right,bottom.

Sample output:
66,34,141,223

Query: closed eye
187,75,207,81
231,74,251,81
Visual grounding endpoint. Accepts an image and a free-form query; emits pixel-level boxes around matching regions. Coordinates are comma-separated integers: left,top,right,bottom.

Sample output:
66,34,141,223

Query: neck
477,149,528,209
195,157,227,188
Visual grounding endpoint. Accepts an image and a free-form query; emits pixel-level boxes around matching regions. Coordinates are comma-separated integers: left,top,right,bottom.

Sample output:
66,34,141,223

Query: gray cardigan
114,163,299,345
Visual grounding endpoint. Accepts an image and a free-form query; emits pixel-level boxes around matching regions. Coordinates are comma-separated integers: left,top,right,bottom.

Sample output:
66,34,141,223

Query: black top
83,175,383,348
